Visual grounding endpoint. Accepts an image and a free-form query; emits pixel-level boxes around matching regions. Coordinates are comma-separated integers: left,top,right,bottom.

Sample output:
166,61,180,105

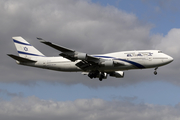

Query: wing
37,38,100,70
37,38,74,53
37,38,125,71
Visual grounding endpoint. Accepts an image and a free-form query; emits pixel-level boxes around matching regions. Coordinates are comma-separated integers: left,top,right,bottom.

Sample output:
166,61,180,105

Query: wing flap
7,54,37,63
76,60,93,70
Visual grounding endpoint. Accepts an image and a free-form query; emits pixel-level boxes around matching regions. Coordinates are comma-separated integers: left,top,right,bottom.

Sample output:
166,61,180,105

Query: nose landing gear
154,67,158,75
154,71,157,75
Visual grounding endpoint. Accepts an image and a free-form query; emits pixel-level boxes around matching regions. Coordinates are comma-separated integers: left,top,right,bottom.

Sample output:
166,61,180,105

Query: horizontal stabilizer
7,54,37,63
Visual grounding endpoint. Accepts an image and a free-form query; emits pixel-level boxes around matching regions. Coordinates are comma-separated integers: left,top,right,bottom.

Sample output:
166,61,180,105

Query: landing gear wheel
154,67,158,75
99,74,104,81
154,71,157,75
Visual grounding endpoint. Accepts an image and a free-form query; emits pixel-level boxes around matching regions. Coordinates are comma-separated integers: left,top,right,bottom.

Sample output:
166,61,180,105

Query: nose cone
168,56,174,63
164,55,173,65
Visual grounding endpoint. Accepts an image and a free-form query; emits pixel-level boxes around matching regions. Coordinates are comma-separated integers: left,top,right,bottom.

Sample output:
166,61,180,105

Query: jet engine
74,53,87,60
109,71,124,78
100,60,124,67
100,61,114,67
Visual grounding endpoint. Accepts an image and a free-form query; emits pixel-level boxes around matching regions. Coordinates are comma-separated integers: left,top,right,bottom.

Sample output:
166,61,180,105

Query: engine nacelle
74,53,87,60
109,71,124,78
100,61,114,67
100,60,124,67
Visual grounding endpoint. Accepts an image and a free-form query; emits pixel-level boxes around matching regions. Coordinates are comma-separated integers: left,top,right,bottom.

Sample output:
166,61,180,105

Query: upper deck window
158,51,162,53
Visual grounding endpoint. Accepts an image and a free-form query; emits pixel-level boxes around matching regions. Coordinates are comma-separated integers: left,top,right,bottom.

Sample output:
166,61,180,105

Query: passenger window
158,51,162,53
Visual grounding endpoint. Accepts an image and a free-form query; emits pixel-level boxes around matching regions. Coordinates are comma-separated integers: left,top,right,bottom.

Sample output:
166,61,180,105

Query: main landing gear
88,70,107,81
154,67,158,75
99,72,106,81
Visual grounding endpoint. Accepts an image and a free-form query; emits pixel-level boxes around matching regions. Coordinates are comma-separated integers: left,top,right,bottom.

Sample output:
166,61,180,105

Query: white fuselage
18,50,173,72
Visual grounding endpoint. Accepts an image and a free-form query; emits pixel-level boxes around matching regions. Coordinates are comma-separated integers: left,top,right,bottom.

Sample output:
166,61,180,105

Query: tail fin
12,36,45,58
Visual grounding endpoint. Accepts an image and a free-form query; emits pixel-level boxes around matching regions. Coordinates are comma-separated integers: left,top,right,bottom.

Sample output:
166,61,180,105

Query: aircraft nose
162,55,173,65
168,56,173,63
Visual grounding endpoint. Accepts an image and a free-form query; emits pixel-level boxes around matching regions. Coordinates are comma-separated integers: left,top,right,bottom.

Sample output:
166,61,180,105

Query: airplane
8,36,173,81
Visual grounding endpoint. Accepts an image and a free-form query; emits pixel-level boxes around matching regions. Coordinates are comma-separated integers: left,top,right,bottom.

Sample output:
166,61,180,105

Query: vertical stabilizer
12,36,45,58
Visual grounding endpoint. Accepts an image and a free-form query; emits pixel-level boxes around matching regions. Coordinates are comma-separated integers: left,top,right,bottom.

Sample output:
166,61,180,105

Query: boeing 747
8,36,173,81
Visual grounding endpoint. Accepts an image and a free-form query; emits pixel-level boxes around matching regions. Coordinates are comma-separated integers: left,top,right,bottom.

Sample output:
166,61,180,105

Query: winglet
37,37,43,40
37,37,46,43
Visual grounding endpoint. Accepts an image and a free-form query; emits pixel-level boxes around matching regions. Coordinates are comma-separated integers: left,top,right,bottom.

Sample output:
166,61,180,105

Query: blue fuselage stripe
94,55,145,69
18,51,44,57
117,58,145,69
13,39,31,46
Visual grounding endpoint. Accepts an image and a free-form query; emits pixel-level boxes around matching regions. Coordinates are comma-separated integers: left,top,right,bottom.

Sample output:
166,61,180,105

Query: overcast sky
1,0,180,120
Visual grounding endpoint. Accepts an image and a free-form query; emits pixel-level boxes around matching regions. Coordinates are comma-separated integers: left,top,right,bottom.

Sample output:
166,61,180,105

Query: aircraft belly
98,65,133,72
143,59,168,68
33,61,81,72
55,62,81,71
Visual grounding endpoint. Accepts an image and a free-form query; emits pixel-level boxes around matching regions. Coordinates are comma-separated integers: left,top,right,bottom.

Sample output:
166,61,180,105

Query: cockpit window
158,51,162,53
